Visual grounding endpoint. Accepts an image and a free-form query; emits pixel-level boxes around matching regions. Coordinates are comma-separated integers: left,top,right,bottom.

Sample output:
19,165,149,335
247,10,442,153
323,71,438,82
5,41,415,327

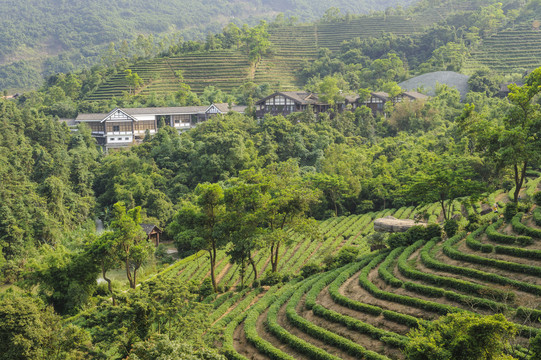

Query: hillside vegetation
0,0,418,91
73,0,541,104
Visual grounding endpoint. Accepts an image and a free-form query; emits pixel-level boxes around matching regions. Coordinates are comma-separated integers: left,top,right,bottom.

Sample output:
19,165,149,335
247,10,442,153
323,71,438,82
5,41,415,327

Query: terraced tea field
85,14,448,99
463,25,541,74
219,209,541,359
87,50,252,101
151,177,541,359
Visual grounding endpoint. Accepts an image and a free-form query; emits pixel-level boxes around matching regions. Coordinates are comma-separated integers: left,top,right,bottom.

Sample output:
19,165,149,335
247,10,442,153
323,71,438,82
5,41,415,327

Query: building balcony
256,109,296,118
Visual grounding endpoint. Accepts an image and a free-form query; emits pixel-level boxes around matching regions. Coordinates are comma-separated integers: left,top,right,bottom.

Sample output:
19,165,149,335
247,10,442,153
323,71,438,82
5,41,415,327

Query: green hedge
511,213,541,239
378,247,404,287
265,276,343,360
421,240,541,296
244,283,299,360
323,255,422,328
222,286,280,360
285,275,391,360
358,253,460,316
465,225,493,253
494,245,541,260
397,240,511,311
534,208,541,226
442,232,541,277
486,219,532,245
516,307,541,322
214,288,263,328
327,258,383,316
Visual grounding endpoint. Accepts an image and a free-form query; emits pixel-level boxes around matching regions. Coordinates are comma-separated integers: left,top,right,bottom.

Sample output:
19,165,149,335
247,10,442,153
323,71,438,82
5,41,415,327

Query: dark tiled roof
123,106,208,115
76,113,109,121
58,118,78,126
402,91,429,100
255,91,321,105
75,103,244,122
141,223,162,235
344,94,361,103
370,92,390,101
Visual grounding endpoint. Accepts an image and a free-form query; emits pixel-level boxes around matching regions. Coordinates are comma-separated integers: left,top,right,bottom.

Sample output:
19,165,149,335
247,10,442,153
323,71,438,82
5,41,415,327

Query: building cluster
70,90,428,150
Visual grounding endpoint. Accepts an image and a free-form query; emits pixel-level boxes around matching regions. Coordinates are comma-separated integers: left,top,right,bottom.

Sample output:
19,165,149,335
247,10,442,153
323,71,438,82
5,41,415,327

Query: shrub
260,270,284,286
534,191,541,206
502,180,513,191
406,226,427,243
466,213,481,232
444,219,459,238
504,202,517,221
336,246,359,264
198,278,214,298
425,224,443,241
387,232,409,249
300,262,322,278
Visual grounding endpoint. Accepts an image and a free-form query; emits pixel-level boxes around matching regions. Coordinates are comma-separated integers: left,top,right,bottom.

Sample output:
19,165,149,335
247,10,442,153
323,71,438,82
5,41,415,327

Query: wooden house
74,103,245,150
141,223,163,246
255,91,332,118
362,91,428,115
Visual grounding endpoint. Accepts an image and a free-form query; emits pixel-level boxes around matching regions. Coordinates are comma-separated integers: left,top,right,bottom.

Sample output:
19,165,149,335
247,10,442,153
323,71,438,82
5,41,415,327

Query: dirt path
215,262,233,285
255,308,310,360
275,297,359,360
233,321,270,360
435,241,541,287
340,269,439,321
317,284,409,334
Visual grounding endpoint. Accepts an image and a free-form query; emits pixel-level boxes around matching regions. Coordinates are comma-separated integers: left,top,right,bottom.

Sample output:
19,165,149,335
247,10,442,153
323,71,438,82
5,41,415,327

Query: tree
468,68,501,97
125,69,144,95
308,173,351,216
404,313,517,360
223,173,266,285
0,290,93,359
243,21,271,64
317,75,346,109
257,160,321,272
168,183,227,292
459,68,541,202
86,232,120,305
406,156,484,221
24,245,99,315
109,202,152,289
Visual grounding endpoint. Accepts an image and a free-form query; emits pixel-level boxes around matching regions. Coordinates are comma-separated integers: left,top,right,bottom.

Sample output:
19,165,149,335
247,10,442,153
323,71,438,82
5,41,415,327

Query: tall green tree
86,232,120,305
168,183,227,292
257,160,321,272
406,156,484,221
109,202,152,289
459,68,541,202
223,170,267,284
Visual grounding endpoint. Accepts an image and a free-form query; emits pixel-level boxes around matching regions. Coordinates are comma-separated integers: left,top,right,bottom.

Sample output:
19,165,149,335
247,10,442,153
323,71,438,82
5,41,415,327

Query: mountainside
76,0,541,102
0,0,417,91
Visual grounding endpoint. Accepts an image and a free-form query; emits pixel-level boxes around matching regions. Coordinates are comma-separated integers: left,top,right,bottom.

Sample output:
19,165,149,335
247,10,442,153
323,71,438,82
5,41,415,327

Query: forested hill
0,0,417,91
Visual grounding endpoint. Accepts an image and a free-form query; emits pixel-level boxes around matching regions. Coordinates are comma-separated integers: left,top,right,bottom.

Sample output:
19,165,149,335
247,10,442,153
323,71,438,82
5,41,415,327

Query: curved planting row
224,214,540,359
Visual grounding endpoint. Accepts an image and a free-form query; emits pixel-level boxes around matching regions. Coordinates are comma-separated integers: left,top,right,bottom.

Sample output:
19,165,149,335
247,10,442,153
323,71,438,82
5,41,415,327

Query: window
113,125,120,132
109,137,115,141
125,137,129,140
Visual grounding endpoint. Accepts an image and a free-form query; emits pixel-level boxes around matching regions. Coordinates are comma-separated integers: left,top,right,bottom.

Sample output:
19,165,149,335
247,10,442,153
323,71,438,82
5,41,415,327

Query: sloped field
221,209,541,359
463,25,541,74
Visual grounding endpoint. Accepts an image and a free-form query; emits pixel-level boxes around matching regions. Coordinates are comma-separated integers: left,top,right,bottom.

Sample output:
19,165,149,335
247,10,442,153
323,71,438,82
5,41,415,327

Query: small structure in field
141,223,163,246
373,216,426,233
